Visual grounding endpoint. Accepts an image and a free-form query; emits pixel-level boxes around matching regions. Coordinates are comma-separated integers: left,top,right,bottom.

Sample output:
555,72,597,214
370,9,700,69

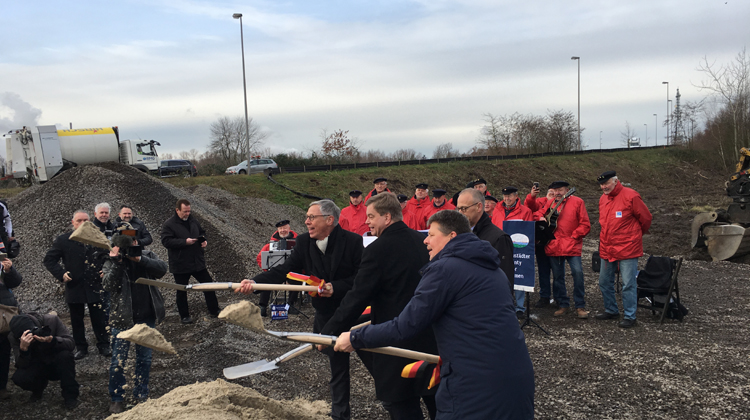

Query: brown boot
553,307,568,317
576,308,589,319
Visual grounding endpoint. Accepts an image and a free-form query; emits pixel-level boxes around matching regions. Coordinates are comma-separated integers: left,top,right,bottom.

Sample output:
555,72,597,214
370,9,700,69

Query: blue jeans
549,256,585,308
109,320,155,401
599,258,638,320
536,250,552,299
515,290,526,312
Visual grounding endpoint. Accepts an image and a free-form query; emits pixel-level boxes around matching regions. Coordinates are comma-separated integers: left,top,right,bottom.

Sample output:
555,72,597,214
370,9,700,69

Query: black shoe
0,389,10,401
594,311,619,320
288,306,300,315
73,349,88,360
516,311,526,320
208,312,219,319
64,399,80,410
260,306,268,317
109,401,125,414
534,299,550,308
28,392,43,403
181,316,193,324
618,318,637,328
99,347,112,357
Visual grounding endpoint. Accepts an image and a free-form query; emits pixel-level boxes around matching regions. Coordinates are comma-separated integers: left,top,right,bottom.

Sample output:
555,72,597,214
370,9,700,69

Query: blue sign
503,221,536,292
271,304,289,320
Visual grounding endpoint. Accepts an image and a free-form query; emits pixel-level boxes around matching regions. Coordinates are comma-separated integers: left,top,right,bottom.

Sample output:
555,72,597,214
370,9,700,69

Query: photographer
102,232,167,414
8,313,79,409
115,205,153,247
0,256,22,400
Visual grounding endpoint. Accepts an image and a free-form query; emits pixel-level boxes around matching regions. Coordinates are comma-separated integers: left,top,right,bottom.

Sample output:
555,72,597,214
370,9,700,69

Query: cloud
0,92,42,133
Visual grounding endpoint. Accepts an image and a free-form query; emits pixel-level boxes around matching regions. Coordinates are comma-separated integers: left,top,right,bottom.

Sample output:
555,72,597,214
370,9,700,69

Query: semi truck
3,125,161,183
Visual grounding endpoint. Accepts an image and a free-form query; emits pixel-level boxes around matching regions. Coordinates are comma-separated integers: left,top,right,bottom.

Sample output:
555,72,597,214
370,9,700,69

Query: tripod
520,292,549,335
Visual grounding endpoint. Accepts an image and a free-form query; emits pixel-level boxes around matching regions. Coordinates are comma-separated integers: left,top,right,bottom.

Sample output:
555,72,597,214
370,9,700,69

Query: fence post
303,165,306,172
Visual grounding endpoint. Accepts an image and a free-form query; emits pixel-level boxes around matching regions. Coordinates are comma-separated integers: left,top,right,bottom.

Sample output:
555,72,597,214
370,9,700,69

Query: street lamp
233,13,251,174
653,113,658,146
599,131,602,150
661,82,669,146
644,123,648,147
572,57,580,150
668,99,673,144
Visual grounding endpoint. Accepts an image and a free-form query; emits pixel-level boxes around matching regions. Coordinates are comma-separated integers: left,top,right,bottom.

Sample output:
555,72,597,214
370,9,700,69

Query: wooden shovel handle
189,283,318,292
283,334,439,363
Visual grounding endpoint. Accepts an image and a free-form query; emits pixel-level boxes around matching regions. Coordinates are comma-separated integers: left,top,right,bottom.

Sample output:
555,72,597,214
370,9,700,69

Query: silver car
225,158,278,175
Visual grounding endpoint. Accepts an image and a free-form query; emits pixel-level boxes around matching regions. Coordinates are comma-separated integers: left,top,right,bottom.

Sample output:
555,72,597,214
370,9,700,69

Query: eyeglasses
456,202,480,213
305,214,331,221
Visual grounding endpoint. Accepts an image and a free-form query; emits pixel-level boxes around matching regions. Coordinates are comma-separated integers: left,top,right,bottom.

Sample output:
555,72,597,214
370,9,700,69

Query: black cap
502,186,518,195
597,170,617,184
396,194,408,203
485,195,499,203
432,189,447,198
275,220,290,228
465,181,476,188
548,181,570,189
9,314,37,340
373,177,387,183
349,190,362,197
473,178,487,186
415,183,428,189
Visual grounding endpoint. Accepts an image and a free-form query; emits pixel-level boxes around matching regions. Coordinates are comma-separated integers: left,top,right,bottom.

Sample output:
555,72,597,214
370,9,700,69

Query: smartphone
0,253,7,261
533,182,540,189
197,236,206,243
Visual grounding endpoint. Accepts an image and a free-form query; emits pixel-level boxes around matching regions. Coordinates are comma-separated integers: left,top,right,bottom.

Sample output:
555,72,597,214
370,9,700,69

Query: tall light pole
599,130,602,150
233,13,251,173
572,57,580,150
661,82,669,146
644,123,648,146
653,113,658,146
668,99,673,144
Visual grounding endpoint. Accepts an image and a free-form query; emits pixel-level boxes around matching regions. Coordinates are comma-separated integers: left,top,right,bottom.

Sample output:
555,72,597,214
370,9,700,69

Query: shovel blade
223,359,273,379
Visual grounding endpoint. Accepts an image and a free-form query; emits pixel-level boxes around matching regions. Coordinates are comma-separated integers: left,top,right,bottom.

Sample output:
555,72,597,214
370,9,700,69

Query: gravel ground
1,163,748,419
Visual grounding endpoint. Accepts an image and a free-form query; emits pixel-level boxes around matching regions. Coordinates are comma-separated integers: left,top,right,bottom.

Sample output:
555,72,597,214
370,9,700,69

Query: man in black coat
43,210,110,360
237,199,370,420
115,205,153,247
456,188,515,295
0,257,22,400
93,203,116,240
161,199,219,324
320,192,439,419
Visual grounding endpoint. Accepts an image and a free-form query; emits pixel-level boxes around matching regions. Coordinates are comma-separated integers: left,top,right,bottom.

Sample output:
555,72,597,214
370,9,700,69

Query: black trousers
174,269,220,318
258,291,298,307
0,333,10,390
314,312,374,420
12,350,79,401
68,301,110,352
381,395,437,420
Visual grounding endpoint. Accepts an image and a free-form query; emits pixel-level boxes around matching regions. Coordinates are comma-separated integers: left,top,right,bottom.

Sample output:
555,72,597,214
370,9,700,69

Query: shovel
135,278,319,293
223,344,314,379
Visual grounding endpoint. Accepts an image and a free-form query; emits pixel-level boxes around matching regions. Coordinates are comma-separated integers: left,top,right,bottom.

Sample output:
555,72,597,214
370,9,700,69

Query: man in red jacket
525,185,556,308
406,183,430,230
484,195,498,218
492,186,533,229
339,191,369,235
364,177,390,203
397,194,418,230
595,171,652,328
420,189,456,229
534,181,591,319
255,220,299,316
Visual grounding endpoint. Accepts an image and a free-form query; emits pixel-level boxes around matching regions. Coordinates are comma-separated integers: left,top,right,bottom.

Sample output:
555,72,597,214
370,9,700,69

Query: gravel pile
8,162,306,313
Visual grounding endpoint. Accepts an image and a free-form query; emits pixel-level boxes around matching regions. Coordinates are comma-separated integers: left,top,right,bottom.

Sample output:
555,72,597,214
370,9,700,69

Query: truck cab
119,139,161,173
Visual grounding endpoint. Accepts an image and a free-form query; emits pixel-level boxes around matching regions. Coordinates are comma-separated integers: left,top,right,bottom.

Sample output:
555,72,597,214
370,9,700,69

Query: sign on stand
503,221,536,292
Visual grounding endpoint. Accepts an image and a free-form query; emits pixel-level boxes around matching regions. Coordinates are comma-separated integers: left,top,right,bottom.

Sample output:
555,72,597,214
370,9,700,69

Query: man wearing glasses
456,189,514,295
237,199,371,420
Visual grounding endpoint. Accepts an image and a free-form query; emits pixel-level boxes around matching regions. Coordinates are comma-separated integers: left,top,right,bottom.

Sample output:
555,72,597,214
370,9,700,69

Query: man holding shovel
237,199,372,420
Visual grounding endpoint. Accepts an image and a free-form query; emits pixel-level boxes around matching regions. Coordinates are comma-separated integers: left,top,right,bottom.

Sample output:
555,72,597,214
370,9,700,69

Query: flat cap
415,183,428,189
396,194,408,203
275,220,290,227
502,186,518,195
485,195,499,203
373,177,387,183
548,181,570,189
432,188,447,197
349,190,362,197
473,178,487,185
597,170,617,184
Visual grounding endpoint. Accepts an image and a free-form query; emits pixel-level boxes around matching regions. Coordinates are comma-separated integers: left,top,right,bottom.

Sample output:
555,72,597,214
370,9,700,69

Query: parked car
159,159,197,178
225,158,278,175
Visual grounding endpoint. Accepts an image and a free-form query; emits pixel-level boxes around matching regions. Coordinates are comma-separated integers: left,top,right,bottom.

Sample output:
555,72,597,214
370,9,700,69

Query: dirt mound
7,162,306,312
106,379,329,420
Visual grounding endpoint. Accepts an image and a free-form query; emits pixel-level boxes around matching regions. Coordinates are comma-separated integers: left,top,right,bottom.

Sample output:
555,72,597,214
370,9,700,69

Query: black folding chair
637,256,684,324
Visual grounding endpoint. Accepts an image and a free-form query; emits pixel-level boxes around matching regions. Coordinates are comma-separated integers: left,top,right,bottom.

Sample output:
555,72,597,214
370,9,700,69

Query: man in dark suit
320,192,438,419
456,188,515,297
237,199,370,420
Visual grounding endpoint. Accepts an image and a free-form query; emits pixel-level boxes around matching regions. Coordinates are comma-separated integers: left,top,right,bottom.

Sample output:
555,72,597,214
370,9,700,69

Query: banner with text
503,220,536,292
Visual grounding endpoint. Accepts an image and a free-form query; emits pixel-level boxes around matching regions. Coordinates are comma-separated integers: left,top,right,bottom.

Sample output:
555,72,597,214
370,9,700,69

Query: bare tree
208,116,268,166
160,152,174,160
545,110,580,152
432,142,460,159
392,148,422,161
620,121,640,147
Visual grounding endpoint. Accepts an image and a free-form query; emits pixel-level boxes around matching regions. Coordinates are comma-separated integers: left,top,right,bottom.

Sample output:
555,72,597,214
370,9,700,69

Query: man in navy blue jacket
335,210,534,420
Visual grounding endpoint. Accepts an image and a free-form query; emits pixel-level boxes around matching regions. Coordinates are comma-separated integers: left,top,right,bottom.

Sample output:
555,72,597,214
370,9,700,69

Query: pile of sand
218,301,265,333
69,220,111,250
117,324,177,354
107,379,330,420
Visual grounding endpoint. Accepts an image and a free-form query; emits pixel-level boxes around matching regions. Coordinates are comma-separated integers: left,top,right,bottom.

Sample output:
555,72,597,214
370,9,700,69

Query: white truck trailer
3,125,160,182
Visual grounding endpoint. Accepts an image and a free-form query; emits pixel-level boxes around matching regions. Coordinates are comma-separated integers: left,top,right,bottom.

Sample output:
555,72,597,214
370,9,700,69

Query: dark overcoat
321,221,438,402
473,211,515,292
350,233,535,419
43,232,104,304
160,213,207,274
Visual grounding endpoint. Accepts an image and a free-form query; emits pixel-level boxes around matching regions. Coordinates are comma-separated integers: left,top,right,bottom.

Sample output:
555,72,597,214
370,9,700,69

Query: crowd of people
0,169,652,419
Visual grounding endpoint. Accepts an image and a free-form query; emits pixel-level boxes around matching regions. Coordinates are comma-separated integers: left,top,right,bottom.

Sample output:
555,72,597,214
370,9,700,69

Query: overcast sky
1,1,748,159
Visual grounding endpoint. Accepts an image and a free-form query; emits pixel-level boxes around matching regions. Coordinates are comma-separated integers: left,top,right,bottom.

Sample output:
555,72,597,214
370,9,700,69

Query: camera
31,325,51,337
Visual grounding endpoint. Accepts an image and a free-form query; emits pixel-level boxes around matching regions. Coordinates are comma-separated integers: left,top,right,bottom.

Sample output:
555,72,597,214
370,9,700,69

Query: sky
1,0,748,159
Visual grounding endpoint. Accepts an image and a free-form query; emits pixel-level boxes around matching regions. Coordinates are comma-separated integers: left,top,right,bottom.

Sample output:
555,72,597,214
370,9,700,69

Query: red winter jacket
599,182,652,262
491,200,533,229
364,188,391,204
523,195,548,214
421,199,456,229
406,197,430,230
340,203,369,235
535,195,590,256
256,231,299,269
401,207,419,230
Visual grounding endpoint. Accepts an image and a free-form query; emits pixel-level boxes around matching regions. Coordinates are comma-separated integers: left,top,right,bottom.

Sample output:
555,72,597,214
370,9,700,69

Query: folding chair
636,256,684,324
